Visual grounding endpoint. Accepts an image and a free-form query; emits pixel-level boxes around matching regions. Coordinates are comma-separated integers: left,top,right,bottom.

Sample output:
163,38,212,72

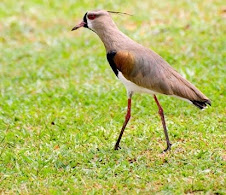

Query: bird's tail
169,72,211,110
191,99,211,110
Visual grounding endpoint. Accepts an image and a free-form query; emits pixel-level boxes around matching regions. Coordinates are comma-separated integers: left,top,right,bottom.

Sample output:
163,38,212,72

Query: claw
114,145,121,150
162,143,172,153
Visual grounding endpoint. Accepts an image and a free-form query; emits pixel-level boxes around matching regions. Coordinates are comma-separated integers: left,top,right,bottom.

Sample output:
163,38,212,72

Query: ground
0,0,225,194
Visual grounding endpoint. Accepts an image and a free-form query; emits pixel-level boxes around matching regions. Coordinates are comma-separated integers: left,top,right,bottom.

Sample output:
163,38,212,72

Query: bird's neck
95,25,133,52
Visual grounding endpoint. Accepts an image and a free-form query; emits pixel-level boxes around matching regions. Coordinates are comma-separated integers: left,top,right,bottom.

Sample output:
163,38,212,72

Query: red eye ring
88,14,96,20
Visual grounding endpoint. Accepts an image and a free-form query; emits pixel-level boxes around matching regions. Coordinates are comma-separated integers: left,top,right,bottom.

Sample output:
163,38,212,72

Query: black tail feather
191,99,211,110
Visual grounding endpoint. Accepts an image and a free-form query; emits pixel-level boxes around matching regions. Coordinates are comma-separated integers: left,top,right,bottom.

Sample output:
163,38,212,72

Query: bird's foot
162,143,172,153
114,145,121,150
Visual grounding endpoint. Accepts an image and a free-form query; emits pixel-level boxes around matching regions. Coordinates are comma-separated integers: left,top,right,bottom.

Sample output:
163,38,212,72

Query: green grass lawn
0,0,225,194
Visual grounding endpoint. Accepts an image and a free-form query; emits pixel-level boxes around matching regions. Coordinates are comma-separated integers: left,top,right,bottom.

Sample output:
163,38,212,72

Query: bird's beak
71,21,86,31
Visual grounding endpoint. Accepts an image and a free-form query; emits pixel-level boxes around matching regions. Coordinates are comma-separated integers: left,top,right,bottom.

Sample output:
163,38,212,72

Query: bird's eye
87,14,96,20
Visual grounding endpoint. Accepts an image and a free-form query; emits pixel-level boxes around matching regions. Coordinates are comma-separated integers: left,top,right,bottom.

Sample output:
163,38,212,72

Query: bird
71,10,211,152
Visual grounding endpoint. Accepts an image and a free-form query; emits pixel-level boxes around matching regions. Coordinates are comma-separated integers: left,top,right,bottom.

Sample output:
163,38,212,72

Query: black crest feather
107,11,133,16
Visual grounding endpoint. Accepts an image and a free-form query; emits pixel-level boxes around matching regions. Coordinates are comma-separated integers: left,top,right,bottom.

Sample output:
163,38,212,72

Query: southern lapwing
72,10,211,152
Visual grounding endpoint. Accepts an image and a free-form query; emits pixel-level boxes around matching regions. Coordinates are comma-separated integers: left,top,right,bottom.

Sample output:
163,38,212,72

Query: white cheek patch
87,20,93,30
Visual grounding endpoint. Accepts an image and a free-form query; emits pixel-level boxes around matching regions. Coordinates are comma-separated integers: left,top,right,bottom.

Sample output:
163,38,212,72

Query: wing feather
111,49,211,106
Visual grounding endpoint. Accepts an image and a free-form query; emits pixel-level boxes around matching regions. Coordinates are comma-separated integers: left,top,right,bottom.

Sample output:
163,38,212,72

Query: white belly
118,72,158,96
117,72,191,104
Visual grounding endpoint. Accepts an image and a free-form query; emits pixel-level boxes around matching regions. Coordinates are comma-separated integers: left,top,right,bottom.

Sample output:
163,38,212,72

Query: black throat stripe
107,51,118,77
83,12,88,28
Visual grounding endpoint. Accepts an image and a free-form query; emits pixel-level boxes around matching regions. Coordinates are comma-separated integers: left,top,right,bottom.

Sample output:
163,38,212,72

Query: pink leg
154,95,172,152
114,98,131,150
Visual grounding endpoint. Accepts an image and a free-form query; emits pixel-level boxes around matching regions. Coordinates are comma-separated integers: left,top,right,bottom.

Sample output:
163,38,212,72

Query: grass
0,0,225,194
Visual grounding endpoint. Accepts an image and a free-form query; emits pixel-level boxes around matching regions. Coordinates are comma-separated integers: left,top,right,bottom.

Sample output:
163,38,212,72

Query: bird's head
71,10,113,32
72,10,131,33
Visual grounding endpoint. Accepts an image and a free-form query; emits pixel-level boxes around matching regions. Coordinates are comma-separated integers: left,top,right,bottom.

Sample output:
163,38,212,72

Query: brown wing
111,49,211,108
